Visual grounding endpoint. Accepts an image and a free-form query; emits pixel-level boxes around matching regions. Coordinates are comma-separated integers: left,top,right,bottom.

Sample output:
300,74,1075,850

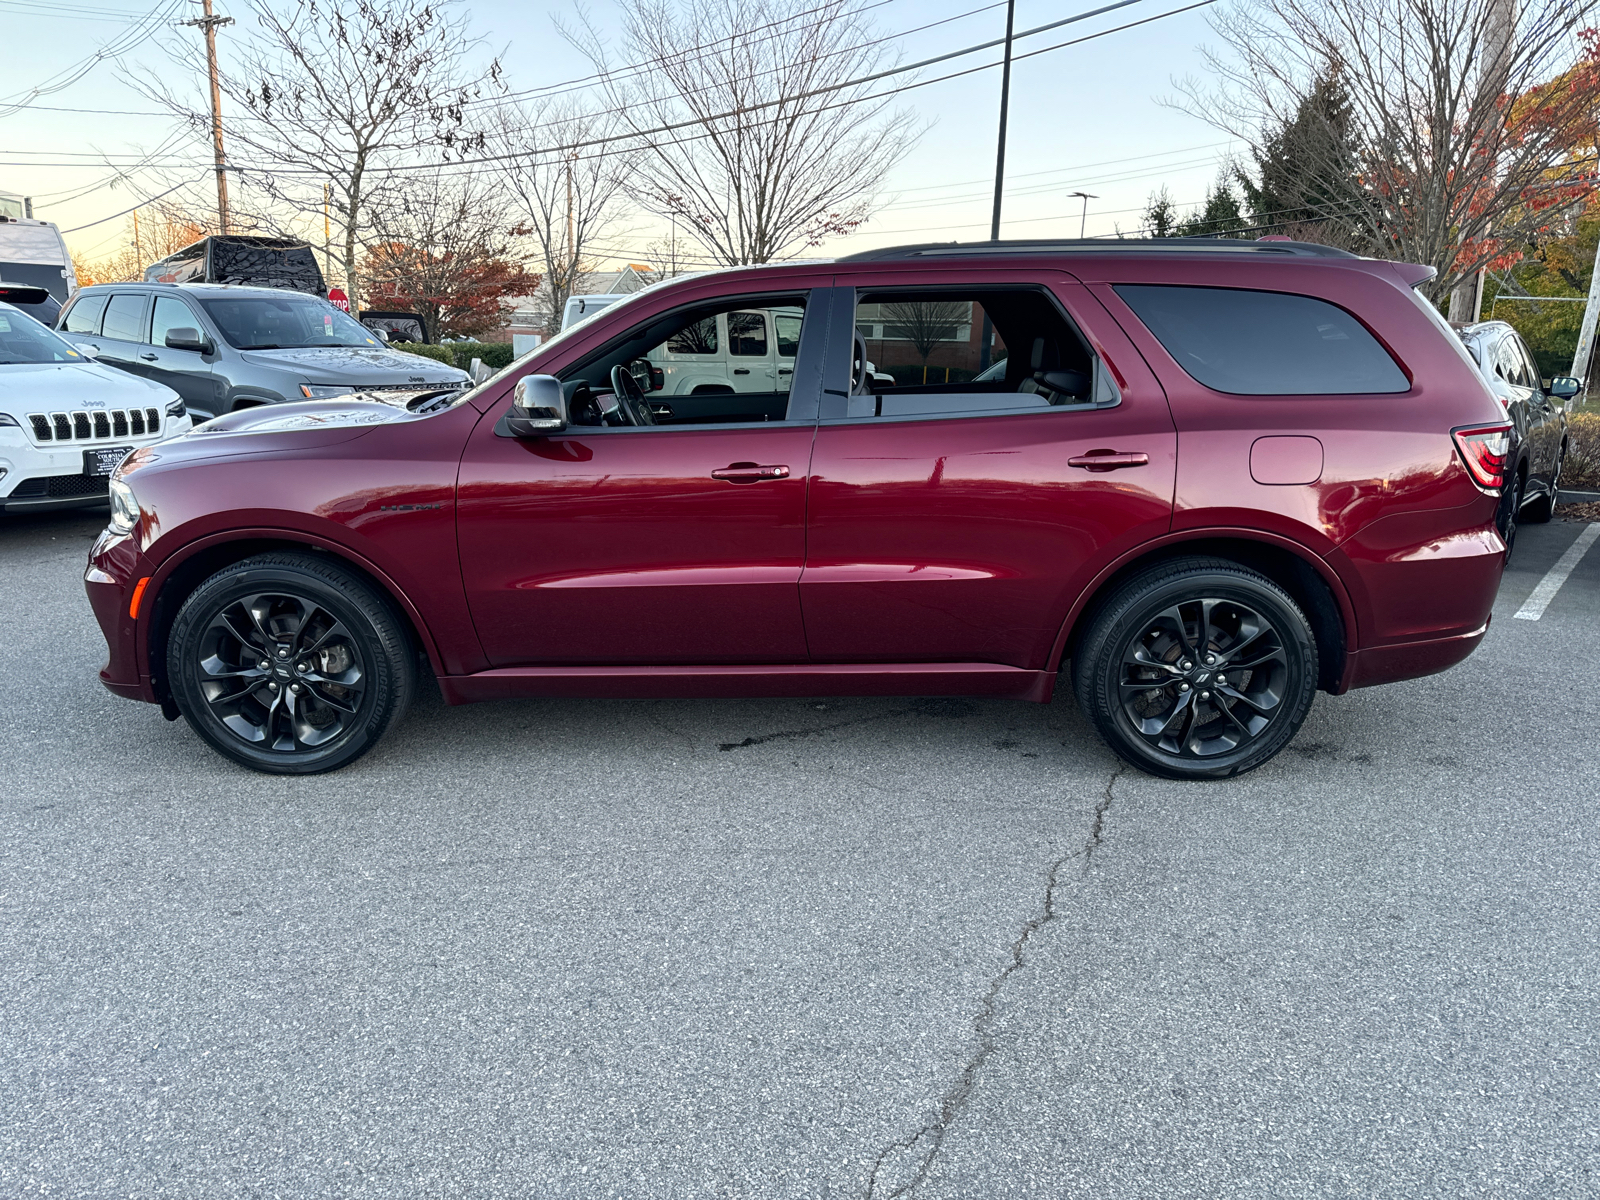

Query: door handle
733,368,751,375
649,403,674,417
778,368,793,375
1068,451,1149,472
712,462,790,483
139,353,159,361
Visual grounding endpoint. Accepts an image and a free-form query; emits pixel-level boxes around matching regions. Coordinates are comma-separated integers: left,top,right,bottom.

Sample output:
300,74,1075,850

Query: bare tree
1179,0,1600,304
883,299,969,378
365,173,539,342
493,101,636,332
137,0,502,310
569,0,920,265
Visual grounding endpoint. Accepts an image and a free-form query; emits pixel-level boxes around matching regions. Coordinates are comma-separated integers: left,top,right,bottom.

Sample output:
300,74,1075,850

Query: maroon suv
86,239,1512,778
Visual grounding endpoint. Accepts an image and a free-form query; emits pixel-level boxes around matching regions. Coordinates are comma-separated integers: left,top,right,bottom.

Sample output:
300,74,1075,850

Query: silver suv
57,282,468,421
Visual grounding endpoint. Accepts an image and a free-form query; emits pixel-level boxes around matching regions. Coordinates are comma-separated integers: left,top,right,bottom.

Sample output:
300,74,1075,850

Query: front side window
840,287,1111,419
100,293,147,342
63,293,109,335
200,295,381,350
560,293,809,426
150,296,201,347
1114,284,1409,396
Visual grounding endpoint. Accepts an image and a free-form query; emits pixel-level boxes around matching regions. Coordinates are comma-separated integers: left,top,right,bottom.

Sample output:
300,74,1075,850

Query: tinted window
774,313,802,358
1115,285,1409,395
151,296,201,347
100,293,147,342
200,296,379,349
667,316,717,354
728,312,767,356
63,293,109,334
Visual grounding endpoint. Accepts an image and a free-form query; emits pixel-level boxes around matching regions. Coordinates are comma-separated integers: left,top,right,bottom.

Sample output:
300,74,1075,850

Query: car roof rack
836,237,1361,262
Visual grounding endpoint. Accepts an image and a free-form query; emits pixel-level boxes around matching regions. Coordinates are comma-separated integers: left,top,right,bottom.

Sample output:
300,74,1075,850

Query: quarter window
63,293,109,335
1114,284,1410,395
728,312,767,356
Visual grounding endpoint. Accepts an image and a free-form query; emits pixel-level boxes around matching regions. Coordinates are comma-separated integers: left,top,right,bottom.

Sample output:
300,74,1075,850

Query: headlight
300,384,355,400
108,477,140,535
165,398,187,418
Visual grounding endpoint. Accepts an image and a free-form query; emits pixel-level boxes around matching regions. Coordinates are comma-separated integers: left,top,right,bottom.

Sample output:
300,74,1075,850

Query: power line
58,176,207,233
0,0,186,117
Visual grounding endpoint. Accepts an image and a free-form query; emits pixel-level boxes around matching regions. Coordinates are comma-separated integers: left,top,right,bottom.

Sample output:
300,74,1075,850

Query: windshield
0,303,86,364
200,295,382,350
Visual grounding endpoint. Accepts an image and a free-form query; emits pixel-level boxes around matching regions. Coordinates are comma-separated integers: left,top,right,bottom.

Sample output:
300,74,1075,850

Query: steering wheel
610,364,656,426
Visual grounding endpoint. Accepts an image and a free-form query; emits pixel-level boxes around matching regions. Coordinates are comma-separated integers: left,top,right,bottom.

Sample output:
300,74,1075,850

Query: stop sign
328,287,350,312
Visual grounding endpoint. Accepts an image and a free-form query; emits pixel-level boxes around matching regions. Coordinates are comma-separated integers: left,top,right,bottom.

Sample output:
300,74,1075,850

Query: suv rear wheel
1073,557,1318,780
167,552,415,774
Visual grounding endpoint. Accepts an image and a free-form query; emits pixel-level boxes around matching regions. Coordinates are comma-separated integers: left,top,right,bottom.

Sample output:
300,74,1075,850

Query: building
490,263,659,344
0,191,33,221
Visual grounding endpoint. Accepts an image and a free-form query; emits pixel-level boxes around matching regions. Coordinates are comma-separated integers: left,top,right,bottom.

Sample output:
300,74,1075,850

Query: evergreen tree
1238,71,1365,241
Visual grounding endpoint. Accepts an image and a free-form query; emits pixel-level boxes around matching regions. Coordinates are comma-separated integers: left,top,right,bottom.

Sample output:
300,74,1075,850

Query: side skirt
437,662,1057,704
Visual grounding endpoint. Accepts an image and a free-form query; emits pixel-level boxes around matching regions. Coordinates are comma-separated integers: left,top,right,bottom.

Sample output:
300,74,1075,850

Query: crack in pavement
862,763,1126,1199
717,700,976,752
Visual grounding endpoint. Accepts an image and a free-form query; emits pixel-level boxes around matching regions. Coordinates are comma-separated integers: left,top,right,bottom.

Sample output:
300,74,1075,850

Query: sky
0,0,1246,270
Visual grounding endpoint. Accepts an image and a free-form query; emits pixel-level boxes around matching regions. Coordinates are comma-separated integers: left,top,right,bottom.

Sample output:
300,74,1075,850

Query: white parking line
1514,523,1600,620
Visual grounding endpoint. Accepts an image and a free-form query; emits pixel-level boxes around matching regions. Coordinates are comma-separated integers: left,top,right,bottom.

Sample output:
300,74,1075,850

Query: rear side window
63,293,109,334
100,293,147,342
1115,284,1409,395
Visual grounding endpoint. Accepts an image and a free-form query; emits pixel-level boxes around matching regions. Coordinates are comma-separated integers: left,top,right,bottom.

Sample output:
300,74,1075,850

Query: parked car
86,238,1511,780
359,310,425,343
1455,320,1573,554
0,214,76,303
1,300,190,513
58,282,469,421
144,235,325,296
562,293,630,329
0,282,60,327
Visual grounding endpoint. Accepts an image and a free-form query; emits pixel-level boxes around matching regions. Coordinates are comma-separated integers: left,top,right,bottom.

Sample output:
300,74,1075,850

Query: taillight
1452,423,1512,490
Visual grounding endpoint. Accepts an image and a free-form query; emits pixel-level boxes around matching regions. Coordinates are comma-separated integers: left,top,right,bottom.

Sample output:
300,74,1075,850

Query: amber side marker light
129,577,151,620
1451,424,1513,491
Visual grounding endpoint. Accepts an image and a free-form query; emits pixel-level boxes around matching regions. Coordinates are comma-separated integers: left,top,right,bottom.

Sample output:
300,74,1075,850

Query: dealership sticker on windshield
84,446,132,476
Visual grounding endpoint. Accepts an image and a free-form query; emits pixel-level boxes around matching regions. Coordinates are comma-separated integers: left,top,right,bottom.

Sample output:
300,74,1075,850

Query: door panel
458,422,816,666
800,274,1177,669
144,296,218,414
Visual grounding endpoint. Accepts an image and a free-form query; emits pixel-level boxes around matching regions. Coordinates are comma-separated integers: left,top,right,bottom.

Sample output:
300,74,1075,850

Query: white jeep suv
0,299,191,513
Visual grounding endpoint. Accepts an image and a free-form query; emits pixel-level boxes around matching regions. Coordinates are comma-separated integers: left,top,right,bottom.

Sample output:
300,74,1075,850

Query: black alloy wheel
1499,470,1523,556
167,553,415,774
1073,557,1318,780
1522,447,1561,524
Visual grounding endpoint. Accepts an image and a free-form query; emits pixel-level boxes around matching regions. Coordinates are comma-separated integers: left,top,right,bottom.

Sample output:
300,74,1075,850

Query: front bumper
2,417,192,512
85,527,159,704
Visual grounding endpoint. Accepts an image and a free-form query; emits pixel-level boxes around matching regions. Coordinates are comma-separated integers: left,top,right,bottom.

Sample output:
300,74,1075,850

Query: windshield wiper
239,343,283,350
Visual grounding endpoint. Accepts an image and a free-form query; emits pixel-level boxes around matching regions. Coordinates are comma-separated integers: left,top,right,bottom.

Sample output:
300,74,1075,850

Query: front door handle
1068,450,1149,472
732,368,751,375
139,353,159,361
712,462,790,483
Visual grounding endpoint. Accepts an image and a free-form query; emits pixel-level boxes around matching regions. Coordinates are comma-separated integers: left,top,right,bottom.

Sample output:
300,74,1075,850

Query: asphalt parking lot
2,508,1597,1199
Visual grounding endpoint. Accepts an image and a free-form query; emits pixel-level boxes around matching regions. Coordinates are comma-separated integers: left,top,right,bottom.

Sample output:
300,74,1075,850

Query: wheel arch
142,530,443,710
1051,531,1355,694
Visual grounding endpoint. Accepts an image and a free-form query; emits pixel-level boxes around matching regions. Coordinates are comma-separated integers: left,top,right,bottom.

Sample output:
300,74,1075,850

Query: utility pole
1070,191,1098,238
1447,0,1517,324
183,0,234,234
980,0,1016,371
131,207,141,274
323,182,332,286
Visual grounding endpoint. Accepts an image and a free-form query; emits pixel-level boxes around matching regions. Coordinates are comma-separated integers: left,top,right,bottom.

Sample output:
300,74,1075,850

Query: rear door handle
712,462,790,483
1068,451,1149,472
139,353,159,361
733,368,751,375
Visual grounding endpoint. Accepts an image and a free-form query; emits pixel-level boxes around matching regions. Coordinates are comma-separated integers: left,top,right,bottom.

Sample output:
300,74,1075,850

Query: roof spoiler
0,284,50,304
1392,262,1437,289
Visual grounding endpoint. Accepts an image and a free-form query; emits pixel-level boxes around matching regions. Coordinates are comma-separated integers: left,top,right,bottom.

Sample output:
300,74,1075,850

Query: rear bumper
1344,618,1490,691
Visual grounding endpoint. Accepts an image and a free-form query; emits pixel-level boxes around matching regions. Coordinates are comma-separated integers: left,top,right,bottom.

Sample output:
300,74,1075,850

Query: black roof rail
836,237,1361,262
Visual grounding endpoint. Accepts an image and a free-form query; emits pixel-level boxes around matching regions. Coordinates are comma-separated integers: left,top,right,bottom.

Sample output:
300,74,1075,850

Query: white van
0,217,77,304
561,293,629,330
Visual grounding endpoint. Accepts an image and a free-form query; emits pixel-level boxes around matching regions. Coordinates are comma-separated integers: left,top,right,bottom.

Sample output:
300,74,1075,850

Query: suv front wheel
167,552,416,774
1073,557,1318,780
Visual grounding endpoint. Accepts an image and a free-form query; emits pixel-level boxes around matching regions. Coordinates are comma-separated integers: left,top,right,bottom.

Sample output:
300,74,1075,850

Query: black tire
167,552,416,774
1072,557,1318,780
1499,470,1523,553
1522,448,1560,524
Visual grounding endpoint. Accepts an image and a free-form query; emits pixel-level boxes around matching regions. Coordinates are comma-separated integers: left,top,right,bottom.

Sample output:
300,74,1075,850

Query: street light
1069,191,1098,239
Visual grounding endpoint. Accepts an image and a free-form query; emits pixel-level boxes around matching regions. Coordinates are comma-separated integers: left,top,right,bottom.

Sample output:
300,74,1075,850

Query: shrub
395,342,516,371
1565,411,1600,487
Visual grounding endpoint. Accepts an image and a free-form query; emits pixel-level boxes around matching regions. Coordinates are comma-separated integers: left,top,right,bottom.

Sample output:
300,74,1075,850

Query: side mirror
630,357,664,391
504,373,567,436
165,327,210,353
1549,375,1580,399
74,342,99,360
372,327,391,343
